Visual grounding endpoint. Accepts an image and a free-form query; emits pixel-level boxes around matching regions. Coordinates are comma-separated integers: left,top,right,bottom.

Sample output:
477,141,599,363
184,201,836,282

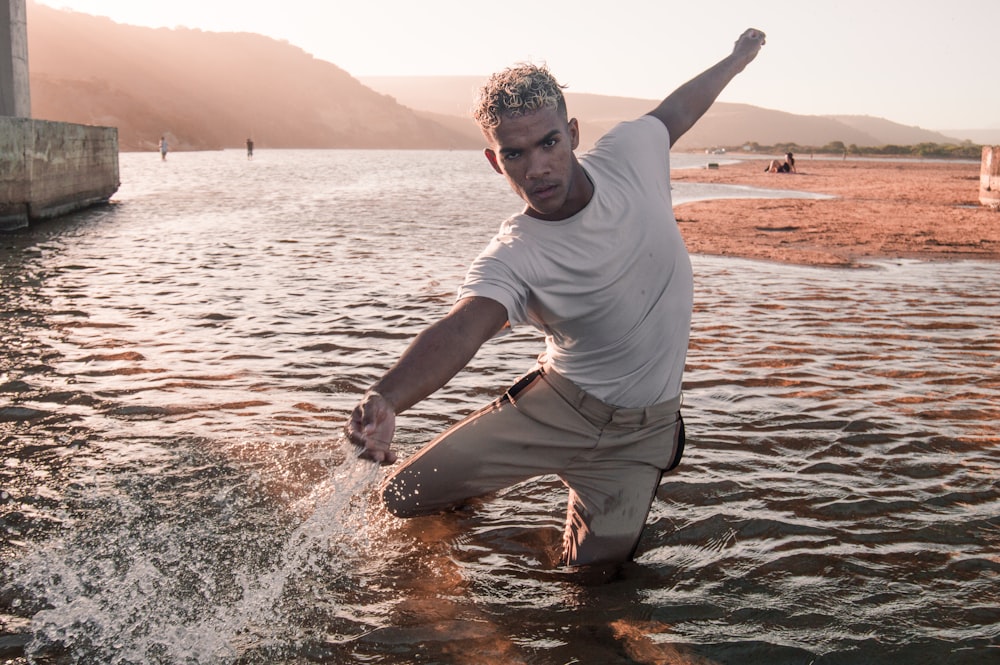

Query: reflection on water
1,150,998,664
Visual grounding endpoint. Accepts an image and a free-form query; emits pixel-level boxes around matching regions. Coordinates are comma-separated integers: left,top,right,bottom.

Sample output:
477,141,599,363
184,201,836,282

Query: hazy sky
34,0,999,130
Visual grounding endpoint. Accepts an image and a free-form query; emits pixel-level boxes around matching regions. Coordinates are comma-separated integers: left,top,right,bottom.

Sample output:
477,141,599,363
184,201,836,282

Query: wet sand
671,158,1000,266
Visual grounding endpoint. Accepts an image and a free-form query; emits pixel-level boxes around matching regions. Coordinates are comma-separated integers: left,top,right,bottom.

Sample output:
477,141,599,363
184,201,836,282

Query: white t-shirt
458,115,693,407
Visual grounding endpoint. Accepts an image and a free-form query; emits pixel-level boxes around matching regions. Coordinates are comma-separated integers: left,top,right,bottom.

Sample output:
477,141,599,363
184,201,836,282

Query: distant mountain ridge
361,76,980,152
25,2,993,152
26,2,479,151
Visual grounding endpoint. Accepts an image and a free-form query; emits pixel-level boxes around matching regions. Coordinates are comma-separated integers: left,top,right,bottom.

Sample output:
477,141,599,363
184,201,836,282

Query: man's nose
525,152,550,179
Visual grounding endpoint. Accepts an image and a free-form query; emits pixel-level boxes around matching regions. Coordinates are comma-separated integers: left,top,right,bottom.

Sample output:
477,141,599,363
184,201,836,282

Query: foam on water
6,439,383,663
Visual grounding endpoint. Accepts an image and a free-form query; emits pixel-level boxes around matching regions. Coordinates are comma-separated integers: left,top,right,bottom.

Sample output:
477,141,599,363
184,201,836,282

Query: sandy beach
671,157,1000,267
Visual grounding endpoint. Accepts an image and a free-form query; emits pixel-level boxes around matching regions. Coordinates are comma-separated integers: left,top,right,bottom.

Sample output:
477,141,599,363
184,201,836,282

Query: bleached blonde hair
472,63,567,131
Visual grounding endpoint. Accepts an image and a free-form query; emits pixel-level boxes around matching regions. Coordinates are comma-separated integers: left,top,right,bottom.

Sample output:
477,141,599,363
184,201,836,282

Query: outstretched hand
344,391,398,464
732,28,766,71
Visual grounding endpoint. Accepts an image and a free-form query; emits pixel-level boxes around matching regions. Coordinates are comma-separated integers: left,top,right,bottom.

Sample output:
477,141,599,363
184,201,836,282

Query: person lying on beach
766,151,796,173
345,28,766,568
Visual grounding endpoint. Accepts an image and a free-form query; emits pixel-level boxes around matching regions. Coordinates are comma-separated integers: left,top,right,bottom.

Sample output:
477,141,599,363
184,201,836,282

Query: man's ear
568,118,580,151
484,148,502,174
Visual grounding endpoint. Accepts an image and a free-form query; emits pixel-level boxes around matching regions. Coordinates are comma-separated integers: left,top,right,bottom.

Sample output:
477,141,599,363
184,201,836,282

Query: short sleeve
457,251,530,327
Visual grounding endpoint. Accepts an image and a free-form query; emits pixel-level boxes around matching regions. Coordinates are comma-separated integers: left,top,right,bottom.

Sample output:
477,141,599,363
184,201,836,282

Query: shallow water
1,150,998,664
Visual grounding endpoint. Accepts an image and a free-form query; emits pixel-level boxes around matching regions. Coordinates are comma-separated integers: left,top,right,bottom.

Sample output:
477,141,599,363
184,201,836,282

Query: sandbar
671,158,1000,267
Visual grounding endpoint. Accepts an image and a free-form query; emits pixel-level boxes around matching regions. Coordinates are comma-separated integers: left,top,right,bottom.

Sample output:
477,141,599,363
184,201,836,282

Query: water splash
6,439,383,664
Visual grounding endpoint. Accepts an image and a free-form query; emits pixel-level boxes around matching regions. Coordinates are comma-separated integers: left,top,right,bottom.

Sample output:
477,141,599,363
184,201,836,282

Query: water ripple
1,151,997,663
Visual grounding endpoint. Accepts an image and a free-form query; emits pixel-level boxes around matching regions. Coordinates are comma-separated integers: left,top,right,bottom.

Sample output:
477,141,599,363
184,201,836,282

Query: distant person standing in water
345,29,766,567
159,136,168,161
246,138,254,160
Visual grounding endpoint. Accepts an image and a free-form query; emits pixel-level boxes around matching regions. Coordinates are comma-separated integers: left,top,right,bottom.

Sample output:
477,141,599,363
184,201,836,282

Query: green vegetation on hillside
738,140,984,160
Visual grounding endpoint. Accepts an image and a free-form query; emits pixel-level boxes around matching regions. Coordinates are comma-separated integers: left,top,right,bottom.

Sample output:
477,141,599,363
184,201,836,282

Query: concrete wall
1,0,30,117
981,146,1000,210
1,117,120,230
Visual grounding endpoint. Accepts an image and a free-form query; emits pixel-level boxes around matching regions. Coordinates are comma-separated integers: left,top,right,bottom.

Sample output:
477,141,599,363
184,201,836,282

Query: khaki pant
381,366,685,566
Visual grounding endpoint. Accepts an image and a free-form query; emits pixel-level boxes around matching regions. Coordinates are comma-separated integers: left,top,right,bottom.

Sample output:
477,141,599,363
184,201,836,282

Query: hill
26,2,479,151
928,128,1000,146
360,77,967,151
25,2,979,153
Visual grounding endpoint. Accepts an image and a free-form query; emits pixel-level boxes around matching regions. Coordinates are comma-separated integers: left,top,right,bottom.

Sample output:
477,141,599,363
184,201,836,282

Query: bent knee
381,478,414,517
380,476,437,518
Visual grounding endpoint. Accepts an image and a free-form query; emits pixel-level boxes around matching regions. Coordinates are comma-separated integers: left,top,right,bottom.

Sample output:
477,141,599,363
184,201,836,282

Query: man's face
483,106,588,221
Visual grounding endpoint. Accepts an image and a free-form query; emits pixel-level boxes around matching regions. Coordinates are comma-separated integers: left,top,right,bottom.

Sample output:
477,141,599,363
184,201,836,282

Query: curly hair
472,63,568,131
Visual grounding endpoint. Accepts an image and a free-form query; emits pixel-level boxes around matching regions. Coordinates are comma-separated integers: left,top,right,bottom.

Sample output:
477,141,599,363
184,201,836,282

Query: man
346,29,766,566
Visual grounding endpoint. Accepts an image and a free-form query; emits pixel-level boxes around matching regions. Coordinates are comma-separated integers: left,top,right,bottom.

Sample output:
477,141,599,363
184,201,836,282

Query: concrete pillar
1,0,31,117
982,146,1000,210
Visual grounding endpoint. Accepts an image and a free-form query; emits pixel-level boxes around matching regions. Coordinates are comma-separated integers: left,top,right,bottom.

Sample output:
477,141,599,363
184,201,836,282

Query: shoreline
670,158,1000,267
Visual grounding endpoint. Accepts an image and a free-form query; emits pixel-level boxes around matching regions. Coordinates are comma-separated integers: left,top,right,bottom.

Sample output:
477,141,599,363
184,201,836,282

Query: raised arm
648,28,766,147
345,296,508,463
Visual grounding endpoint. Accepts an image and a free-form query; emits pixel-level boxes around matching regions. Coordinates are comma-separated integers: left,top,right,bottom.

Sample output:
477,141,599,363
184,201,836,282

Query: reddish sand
670,158,1000,267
